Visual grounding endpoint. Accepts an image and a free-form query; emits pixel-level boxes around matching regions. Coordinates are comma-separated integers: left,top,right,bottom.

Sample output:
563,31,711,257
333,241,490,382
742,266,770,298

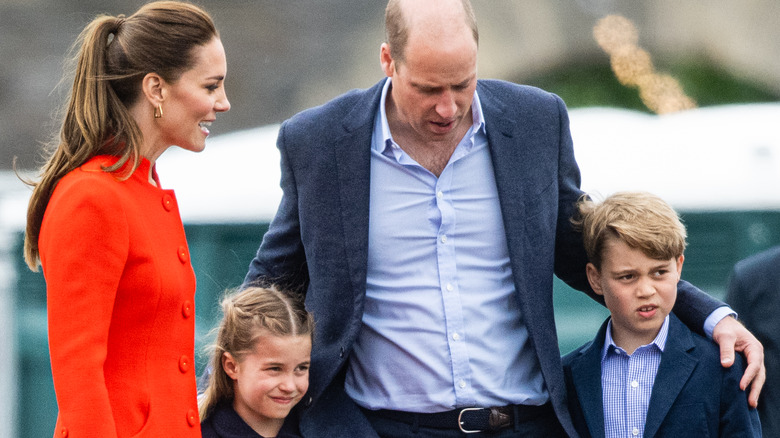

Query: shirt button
441,235,448,243
162,194,174,211
60,427,69,437
181,301,193,319
632,427,640,436
631,380,639,388
178,246,189,263
437,191,444,199
179,355,191,373
446,283,454,292
187,408,198,427
452,333,461,341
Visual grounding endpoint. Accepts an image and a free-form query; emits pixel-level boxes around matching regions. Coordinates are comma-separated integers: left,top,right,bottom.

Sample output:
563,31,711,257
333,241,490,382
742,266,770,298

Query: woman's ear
586,263,604,296
140,72,165,107
222,352,239,381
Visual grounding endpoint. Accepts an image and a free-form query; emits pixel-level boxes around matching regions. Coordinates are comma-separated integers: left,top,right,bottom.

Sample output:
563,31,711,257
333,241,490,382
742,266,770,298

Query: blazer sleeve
244,119,310,293
39,176,128,438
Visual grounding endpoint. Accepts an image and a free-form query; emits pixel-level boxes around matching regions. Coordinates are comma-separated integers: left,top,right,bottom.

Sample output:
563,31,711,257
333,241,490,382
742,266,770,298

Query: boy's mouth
637,305,657,318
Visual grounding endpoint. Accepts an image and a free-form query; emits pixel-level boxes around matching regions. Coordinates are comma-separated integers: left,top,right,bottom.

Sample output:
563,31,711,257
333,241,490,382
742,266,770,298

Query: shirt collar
601,315,670,361
375,77,486,154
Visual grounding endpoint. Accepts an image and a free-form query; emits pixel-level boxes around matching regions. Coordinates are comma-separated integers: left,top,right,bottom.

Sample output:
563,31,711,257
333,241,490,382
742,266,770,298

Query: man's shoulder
285,79,385,128
734,245,780,276
477,79,559,101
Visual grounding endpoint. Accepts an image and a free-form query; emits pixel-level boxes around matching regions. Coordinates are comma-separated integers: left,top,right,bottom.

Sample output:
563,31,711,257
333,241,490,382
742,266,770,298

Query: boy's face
586,238,684,352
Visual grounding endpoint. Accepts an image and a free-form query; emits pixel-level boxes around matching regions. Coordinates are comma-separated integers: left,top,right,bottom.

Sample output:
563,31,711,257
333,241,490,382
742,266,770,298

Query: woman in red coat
23,2,230,436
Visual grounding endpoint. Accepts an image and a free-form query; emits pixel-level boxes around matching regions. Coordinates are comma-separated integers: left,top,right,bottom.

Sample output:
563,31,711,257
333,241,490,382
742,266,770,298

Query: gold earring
154,104,163,119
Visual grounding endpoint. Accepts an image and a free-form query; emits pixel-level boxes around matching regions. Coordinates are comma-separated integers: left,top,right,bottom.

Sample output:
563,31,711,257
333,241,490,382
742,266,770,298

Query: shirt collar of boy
600,315,670,361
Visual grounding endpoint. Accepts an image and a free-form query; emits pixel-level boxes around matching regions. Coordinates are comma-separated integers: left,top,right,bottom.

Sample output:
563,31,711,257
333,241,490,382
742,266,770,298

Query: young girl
199,286,314,438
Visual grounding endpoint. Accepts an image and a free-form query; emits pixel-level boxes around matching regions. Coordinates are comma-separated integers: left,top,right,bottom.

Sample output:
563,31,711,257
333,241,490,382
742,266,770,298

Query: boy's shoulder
561,317,610,369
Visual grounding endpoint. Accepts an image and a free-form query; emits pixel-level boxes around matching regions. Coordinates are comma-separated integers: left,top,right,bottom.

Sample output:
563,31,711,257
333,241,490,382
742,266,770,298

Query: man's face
381,25,478,147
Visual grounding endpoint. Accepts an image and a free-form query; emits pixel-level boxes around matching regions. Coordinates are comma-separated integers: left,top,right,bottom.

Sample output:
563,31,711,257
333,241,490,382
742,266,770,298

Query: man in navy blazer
244,0,764,436
562,314,761,437
727,246,780,438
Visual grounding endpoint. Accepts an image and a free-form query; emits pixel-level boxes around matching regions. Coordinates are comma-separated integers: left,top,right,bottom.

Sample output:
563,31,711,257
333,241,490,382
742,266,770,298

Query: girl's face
223,333,311,437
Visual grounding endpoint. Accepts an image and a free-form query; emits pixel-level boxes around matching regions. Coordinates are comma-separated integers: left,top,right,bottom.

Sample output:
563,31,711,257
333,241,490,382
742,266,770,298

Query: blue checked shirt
601,316,670,438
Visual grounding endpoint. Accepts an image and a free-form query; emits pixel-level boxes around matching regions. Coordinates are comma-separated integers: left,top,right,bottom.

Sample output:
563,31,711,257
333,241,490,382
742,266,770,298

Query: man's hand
712,316,765,408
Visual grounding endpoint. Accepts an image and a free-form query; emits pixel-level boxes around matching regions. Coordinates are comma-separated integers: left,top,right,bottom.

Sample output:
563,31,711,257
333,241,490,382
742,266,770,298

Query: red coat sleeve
40,174,128,438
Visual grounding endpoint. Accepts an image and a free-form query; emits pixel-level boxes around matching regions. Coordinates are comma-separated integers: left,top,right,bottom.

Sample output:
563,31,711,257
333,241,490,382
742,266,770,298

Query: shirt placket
435,165,475,406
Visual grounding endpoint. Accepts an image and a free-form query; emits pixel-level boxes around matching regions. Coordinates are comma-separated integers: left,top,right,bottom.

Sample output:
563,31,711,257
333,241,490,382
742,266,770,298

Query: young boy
562,192,761,438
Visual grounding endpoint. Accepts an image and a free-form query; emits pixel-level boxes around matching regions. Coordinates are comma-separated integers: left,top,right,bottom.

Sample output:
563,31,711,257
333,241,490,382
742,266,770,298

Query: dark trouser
362,403,569,438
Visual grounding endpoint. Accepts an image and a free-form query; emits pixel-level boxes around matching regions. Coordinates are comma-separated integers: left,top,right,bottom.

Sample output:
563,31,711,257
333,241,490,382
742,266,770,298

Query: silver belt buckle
458,407,484,434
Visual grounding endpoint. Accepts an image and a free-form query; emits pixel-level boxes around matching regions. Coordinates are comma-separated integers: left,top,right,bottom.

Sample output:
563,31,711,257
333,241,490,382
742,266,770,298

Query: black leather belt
365,402,553,434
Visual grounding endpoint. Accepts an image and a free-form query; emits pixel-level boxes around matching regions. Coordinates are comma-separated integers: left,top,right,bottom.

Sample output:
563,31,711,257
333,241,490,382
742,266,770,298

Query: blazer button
181,300,193,319
186,408,198,427
179,355,191,373
162,194,174,211
60,427,69,437
178,246,189,263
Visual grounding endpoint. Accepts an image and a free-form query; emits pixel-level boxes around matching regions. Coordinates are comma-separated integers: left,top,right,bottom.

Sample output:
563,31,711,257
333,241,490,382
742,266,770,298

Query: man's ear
140,72,165,107
586,263,604,296
380,42,395,78
222,352,239,380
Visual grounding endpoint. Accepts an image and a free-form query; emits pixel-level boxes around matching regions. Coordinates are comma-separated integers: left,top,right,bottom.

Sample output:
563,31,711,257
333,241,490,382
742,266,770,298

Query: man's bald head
385,0,479,65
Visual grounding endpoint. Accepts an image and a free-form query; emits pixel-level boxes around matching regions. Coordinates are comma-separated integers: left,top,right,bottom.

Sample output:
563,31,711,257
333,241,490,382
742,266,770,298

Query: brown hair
24,1,218,270
572,191,687,269
385,0,478,64
198,286,315,421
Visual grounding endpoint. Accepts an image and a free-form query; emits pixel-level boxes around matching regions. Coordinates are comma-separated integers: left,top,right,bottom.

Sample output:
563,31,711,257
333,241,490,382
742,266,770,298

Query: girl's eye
206,84,219,91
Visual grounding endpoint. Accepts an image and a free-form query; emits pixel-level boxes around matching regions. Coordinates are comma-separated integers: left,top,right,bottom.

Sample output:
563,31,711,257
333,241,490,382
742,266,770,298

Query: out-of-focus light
593,14,696,114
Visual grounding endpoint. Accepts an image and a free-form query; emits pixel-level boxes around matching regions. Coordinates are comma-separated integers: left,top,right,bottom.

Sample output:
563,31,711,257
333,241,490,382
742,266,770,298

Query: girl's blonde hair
24,1,217,270
198,286,315,421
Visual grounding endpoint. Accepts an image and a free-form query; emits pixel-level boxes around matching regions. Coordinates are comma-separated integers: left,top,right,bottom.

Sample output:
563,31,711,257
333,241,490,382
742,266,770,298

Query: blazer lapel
570,321,609,438
643,315,698,437
333,80,385,300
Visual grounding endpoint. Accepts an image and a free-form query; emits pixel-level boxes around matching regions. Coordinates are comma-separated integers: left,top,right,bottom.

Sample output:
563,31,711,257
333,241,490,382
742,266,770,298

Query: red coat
39,156,200,437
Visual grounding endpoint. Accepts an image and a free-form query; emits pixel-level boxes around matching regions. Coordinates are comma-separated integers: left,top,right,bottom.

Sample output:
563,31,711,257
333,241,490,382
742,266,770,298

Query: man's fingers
714,331,736,368
740,342,766,408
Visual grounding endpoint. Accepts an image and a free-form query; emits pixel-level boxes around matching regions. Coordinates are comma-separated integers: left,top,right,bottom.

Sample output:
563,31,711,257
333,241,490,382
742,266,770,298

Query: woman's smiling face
158,36,230,153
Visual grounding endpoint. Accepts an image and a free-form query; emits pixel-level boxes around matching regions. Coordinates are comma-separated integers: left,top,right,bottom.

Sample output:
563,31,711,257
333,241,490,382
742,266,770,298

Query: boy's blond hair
572,191,687,269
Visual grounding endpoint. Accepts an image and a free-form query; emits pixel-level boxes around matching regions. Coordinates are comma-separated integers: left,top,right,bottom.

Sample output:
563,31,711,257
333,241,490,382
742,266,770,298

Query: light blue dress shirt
342,78,731,414
344,79,546,412
601,316,669,438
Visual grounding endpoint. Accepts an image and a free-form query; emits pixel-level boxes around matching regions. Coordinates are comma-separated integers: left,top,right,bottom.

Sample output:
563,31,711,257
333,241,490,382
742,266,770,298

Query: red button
182,300,193,318
186,408,198,427
162,194,174,211
179,355,191,373
60,427,69,437
178,246,189,263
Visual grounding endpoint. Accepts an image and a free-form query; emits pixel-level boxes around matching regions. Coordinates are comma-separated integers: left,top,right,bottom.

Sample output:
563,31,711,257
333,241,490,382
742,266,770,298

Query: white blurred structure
154,102,780,220
571,103,780,210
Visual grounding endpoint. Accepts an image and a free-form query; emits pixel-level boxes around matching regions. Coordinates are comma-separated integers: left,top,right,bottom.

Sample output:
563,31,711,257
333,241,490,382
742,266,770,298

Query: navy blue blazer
245,78,724,438
562,313,761,437
727,245,780,438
